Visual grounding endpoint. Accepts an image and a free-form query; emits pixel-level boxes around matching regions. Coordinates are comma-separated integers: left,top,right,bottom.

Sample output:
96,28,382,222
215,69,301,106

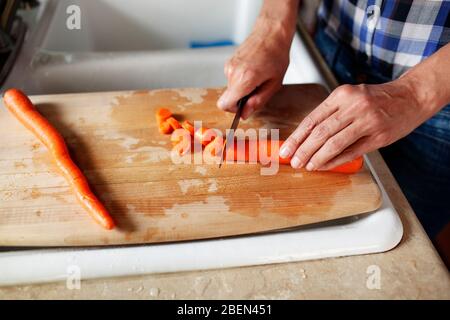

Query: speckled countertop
1,152,449,299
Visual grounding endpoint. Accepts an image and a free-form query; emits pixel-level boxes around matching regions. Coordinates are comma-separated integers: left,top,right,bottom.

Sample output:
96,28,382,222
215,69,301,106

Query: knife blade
218,94,252,168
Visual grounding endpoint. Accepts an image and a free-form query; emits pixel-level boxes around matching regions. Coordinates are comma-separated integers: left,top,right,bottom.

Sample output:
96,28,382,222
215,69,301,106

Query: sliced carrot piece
194,127,218,146
159,121,173,134
166,117,181,130
204,136,224,157
156,108,172,124
181,120,195,136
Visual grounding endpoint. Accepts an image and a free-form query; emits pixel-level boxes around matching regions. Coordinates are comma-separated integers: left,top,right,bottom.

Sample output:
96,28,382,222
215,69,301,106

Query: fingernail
217,92,229,109
279,145,290,158
306,162,315,171
291,156,301,168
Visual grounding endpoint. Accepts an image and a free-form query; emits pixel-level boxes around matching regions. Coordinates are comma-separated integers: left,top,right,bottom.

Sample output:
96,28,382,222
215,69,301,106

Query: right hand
217,19,292,120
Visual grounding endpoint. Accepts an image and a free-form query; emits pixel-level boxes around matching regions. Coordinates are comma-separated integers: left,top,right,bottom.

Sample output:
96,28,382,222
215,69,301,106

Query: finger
306,123,365,170
289,110,354,169
241,80,281,120
318,136,372,171
217,67,263,113
224,61,232,78
279,98,339,161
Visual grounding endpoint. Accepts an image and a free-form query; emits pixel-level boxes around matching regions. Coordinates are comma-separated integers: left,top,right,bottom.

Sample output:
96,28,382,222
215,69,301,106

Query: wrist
395,72,443,118
252,17,295,50
397,44,450,115
254,0,299,48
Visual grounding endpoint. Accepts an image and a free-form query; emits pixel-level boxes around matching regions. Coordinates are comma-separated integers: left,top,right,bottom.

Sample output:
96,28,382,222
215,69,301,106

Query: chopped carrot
170,126,193,155
159,121,173,134
181,120,195,136
156,108,177,134
156,108,172,124
156,106,181,135
194,127,218,146
3,89,115,230
204,136,224,158
166,117,181,130
156,109,364,174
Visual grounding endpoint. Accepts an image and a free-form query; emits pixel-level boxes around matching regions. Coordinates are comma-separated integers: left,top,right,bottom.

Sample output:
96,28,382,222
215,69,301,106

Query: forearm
399,43,450,117
254,0,300,46
217,0,300,115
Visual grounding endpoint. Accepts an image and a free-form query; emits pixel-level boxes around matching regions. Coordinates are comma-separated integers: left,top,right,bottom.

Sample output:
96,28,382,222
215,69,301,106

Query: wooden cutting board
0,84,381,246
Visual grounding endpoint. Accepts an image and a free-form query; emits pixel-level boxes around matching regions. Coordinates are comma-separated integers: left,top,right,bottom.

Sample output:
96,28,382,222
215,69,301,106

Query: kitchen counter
1,151,449,299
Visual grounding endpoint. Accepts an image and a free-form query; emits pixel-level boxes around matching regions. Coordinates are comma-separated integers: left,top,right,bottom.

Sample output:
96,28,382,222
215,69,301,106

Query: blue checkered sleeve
318,0,450,79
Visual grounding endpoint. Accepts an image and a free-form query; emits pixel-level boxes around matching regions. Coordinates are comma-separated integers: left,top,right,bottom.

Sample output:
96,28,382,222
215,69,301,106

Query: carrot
158,121,173,134
166,117,181,130
204,136,224,158
249,139,363,173
240,139,363,173
256,139,290,165
158,118,181,134
170,125,193,155
181,120,195,136
3,89,115,230
194,127,215,146
157,109,364,174
156,108,182,135
156,108,172,124
199,132,364,173
189,125,363,173
326,156,364,174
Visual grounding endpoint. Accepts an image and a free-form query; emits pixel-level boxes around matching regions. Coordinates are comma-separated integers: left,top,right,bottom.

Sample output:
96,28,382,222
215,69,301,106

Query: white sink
3,0,324,94
0,0,402,285
41,0,260,52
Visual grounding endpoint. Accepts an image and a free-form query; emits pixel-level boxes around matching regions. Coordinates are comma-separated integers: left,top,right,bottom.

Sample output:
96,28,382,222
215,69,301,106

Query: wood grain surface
0,84,381,246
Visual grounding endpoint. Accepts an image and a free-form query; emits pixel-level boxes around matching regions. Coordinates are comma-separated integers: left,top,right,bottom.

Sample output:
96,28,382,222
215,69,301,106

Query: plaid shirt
318,0,450,79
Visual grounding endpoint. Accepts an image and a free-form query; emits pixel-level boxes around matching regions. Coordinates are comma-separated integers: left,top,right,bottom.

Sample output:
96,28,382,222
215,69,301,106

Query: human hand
279,79,432,171
217,18,293,120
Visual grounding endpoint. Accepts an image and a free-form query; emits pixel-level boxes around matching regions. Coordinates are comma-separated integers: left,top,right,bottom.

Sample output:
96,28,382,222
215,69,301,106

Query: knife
218,94,252,168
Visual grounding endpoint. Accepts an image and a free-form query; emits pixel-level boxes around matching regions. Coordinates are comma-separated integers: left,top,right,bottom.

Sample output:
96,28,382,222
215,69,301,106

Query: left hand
279,79,429,171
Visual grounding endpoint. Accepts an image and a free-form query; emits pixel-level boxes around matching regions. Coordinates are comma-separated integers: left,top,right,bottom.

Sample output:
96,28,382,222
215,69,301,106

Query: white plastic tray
0,158,402,286
0,0,402,286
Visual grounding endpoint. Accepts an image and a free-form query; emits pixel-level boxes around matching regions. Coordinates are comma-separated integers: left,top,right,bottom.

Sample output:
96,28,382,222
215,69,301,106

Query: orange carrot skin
261,140,363,173
159,121,172,134
156,109,363,174
166,117,181,130
156,108,172,124
190,130,363,174
3,89,115,230
181,120,195,136
156,107,182,135
327,156,364,174
206,137,363,174
194,127,217,146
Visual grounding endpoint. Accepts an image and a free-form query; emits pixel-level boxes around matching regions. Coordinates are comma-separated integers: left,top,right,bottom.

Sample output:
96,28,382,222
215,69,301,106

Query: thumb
217,69,260,113
241,79,281,120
